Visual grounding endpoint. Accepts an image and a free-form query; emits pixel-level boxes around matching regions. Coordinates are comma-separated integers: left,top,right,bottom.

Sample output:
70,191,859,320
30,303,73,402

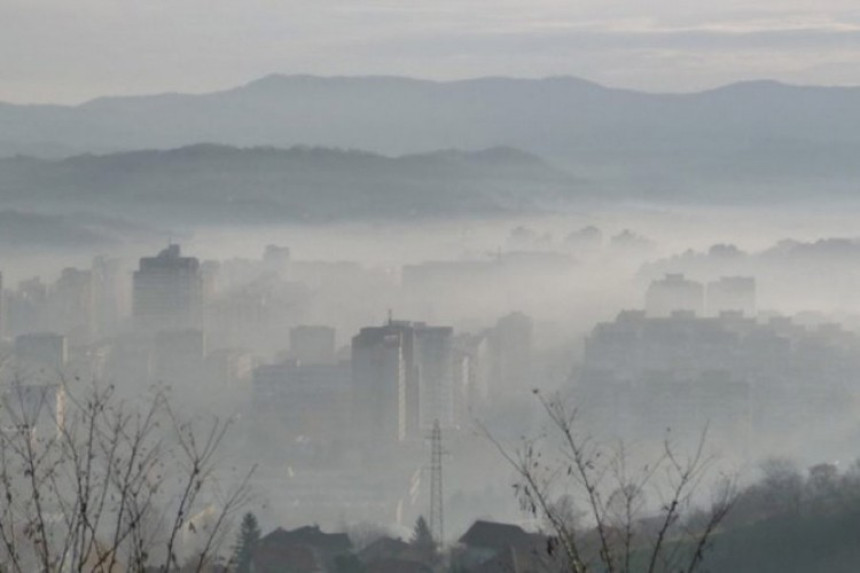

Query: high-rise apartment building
488,312,534,400
352,324,408,443
52,267,94,345
351,319,455,443
414,325,454,429
707,276,756,316
645,273,705,317
133,245,203,332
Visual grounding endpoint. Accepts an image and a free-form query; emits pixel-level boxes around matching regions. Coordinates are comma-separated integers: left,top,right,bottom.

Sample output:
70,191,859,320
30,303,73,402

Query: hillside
0,144,580,223
2,75,860,201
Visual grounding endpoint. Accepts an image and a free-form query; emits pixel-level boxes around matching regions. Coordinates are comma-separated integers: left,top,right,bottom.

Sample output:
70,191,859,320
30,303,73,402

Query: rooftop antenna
387,308,393,325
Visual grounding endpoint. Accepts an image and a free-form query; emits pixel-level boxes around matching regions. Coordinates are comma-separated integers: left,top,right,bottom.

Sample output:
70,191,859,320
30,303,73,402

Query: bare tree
486,391,736,573
0,377,253,573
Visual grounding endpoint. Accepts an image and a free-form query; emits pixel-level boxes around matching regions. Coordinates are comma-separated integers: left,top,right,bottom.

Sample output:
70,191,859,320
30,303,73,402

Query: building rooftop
458,520,536,552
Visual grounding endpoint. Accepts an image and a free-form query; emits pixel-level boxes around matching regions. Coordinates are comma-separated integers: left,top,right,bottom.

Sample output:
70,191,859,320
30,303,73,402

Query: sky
2,0,860,104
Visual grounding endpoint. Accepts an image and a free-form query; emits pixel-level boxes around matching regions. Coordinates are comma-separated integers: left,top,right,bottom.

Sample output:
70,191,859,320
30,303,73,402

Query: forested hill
4,75,860,202
0,144,581,223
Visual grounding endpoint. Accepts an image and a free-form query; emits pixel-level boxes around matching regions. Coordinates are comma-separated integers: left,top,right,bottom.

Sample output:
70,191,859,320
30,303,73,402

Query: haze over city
2,2,860,572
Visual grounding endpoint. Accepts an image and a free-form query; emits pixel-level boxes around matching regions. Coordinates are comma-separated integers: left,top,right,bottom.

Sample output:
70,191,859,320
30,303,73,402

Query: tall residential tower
133,245,204,332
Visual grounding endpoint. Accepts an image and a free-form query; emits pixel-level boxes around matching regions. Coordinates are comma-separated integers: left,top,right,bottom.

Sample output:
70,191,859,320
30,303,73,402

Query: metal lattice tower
429,419,444,545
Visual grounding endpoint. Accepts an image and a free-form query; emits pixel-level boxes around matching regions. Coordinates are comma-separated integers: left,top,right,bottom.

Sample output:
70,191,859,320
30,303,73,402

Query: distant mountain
2,75,860,201
0,144,580,223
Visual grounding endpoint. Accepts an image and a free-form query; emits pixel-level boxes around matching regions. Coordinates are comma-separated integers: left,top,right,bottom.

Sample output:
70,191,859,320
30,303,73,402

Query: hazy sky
3,0,860,104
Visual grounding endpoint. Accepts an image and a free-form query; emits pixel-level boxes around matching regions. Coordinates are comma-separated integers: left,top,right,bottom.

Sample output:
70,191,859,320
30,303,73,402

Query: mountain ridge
9,74,860,111
3,74,860,202
0,143,581,224
9,74,860,110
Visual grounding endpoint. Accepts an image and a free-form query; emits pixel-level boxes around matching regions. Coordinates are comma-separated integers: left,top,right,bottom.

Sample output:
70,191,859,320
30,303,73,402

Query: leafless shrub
484,391,736,573
0,376,253,573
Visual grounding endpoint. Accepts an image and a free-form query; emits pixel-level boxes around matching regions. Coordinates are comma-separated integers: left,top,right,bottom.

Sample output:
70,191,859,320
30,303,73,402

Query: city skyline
1,3,859,566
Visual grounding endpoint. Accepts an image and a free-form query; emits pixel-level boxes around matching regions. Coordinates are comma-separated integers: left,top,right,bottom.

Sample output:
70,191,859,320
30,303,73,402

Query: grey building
351,324,409,443
351,319,455,443
133,245,204,332
645,273,705,317
252,360,351,440
707,276,756,316
290,325,336,365
15,332,67,373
